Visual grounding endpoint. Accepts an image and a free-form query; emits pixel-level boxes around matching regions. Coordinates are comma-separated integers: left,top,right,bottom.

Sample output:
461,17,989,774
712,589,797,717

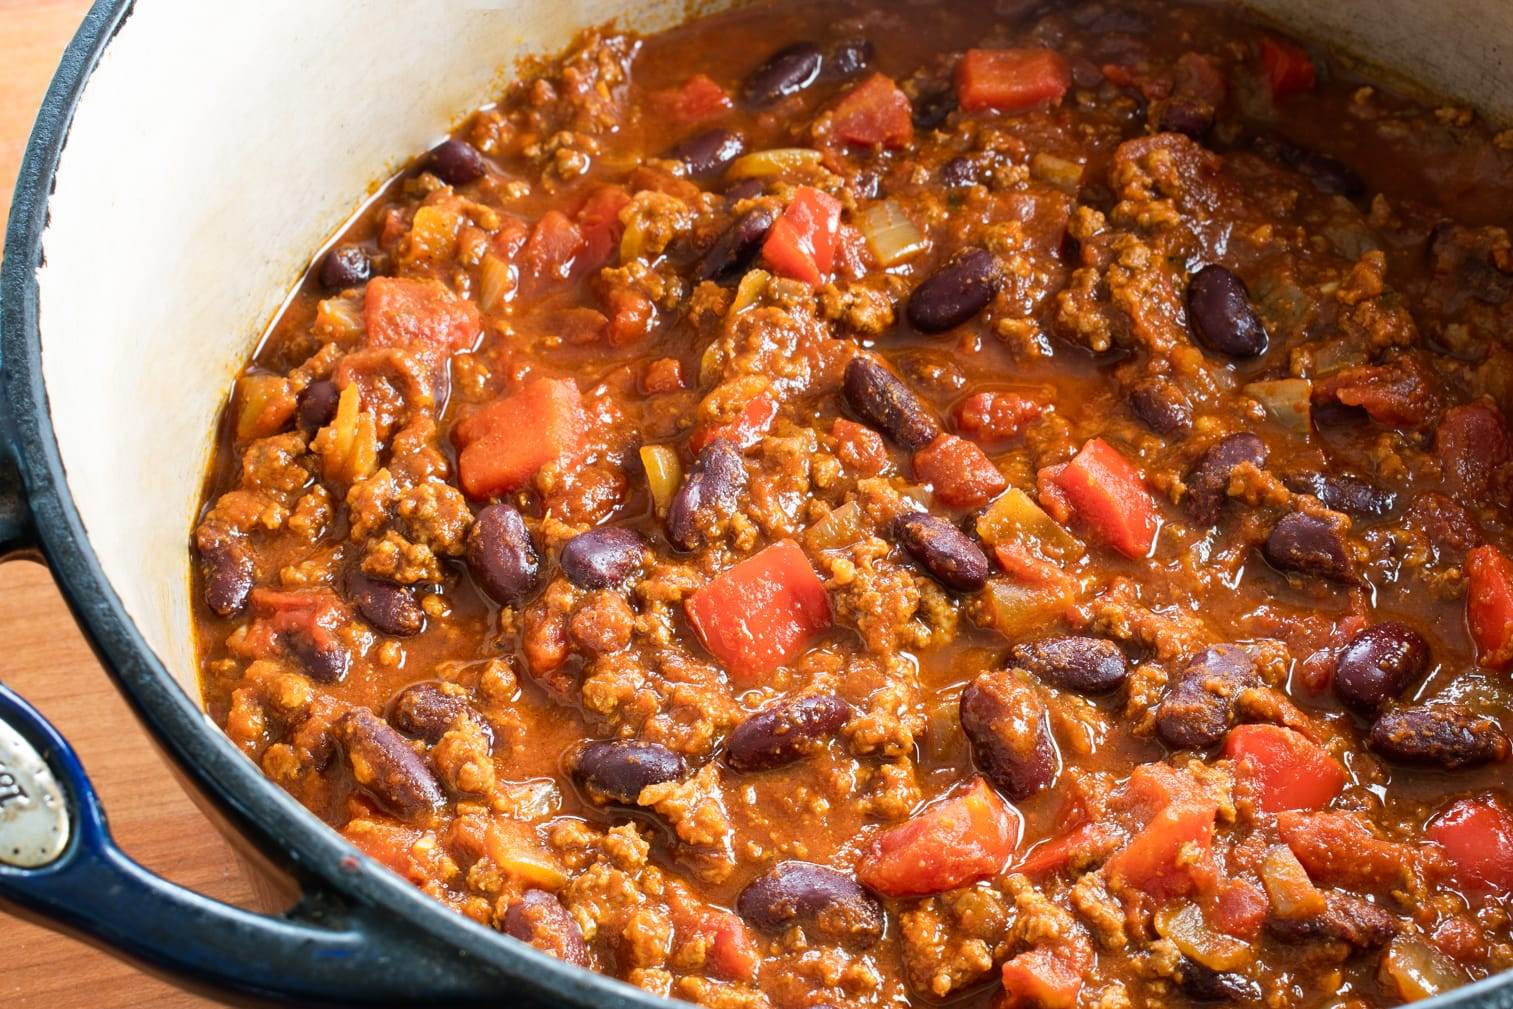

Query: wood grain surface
0,2,254,1005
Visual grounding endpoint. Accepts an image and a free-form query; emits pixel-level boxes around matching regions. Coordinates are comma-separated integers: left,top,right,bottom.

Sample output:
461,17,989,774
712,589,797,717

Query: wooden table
0,2,253,1005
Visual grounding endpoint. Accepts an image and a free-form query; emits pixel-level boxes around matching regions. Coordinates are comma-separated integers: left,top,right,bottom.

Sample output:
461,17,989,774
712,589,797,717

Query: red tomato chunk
1043,438,1157,558
453,377,587,499
1428,795,1513,902
856,778,1021,898
956,49,1071,113
1225,723,1345,814
363,276,481,362
1467,544,1513,671
762,186,842,287
831,73,914,148
914,434,1007,508
1258,36,1315,101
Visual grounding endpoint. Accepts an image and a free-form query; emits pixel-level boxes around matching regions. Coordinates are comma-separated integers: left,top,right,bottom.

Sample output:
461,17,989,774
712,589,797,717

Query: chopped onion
976,487,1082,560
1030,152,1085,192
640,444,683,516
726,147,823,180
859,199,928,266
1261,843,1326,919
730,268,771,314
805,501,865,551
1245,378,1312,435
313,295,364,343
982,578,1073,637
1155,903,1250,972
1383,937,1466,1002
478,252,517,313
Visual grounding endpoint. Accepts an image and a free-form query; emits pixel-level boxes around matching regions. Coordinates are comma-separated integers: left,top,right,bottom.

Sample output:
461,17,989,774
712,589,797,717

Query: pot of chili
1,1,1513,1008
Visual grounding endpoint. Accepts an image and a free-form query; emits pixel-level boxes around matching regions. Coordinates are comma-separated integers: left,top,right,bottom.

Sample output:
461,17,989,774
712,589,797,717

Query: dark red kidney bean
503,890,591,967
296,379,342,433
571,740,686,805
467,503,541,606
1263,512,1353,582
559,527,646,589
1155,644,1257,749
737,861,882,945
668,128,745,177
959,670,1058,800
1333,622,1429,712
743,42,823,105
336,707,444,820
912,85,956,130
1010,636,1129,695
666,439,747,552
726,694,851,771
1177,959,1261,1003
824,37,874,79
1186,264,1269,358
1156,96,1215,139
1367,704,1510,769
893,512,989,592
284,629,350,684
1284,471,1395,517
1267,892,1399,949
939,156,980,188
1255,137,1366,199
697,206,777,282
842,355,941,451
345,570,424,637
723,178,765,203
906,248,1001,334
1128,377,1193,437
387,681,487,744
318,245,374,290
195,525,253,617
1185,433,1268,525
427,138,488,186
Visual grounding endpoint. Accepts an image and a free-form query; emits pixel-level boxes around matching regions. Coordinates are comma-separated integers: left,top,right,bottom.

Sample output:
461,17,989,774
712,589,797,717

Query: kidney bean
571,739,687,805
912,85,956,130
1333,622,1429,712
668,128,745,177
195,525,253,617
1267,892,1399,949
1186,433,1268,525
1177,959,1261,1003
959,669,1058,800
1186,264,1269,358
427,138,489,186
336,707,444,820
938,156,980,188
1128,377,1194,437
1284,471,1395,517
825,37,874,79
1255,137,1366,199
1155,644,1257,749
1010,636,1129,695
723,178,765,203
296,379,342,433
698,206,777,282
559,527,646,590
842,355,941,451
345,570,424,637
467,503,541,606
388,681,486,744
906,248,1001,334
736,861,883,945
666,438,747,552
318,245,373,290
1156,96,1215,139
743,42,823,105
893,512,989,592
726,694,851,771
285,629,351,684
503,890,591,967
1263,512,1353,582
1367,704,1510,769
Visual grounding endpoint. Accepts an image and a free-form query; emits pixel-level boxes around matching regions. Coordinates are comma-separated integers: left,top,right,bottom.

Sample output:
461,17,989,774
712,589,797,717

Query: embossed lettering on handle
0,717,68,867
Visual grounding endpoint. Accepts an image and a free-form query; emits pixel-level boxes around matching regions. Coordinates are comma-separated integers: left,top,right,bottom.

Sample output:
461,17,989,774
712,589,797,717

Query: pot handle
0,683,509,1006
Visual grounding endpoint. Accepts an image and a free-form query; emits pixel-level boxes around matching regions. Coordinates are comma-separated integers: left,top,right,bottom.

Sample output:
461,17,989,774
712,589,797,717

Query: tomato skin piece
574,186,632,276
363,276,482,361
684,540,832,685
1225,723,1346,814
453,378,587,499
955,49,1071,113
914,433,1008,508
831,73,914,148
652,73,733,123
1209,876,1268,940
1468,545,1513,671
1013,820,1120,877
1277,810,1413,889
521,210,587,283
688,392,778,455
1427,795,1513,902
1258,36,1316,101
857,778,1022,898
1050,438,1158,558
762,186,842,287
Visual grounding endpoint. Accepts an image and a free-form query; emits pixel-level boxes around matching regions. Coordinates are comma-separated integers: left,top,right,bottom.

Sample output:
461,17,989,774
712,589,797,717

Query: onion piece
1030,152,1084,191
726,147,823,180
858,199,928,266
805,501,865,551
730,269,771,314
1155,903,1250,972
640,445,683,517
1383,936,1466,1002
982,578,1073,637
1261,843,1326,919
478,252,517,313
976,487,1082,560
1245,378,1312,435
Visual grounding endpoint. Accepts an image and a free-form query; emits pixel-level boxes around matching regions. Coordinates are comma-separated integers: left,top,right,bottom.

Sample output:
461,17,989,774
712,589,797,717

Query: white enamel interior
31,0,1513,707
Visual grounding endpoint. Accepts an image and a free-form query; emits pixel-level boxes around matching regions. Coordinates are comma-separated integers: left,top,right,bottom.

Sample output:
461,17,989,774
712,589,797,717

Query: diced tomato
1467,545,1513,671
1312,355,1440,429
575,186,631,275
1208,876,1268,940
1013,820,1120,877
1106,797,1218,900
914,434,1008,508
642,357,685,395
831,418,889,477
343,819,432,884
830,73,914,149
684,540,832,685
363,276,481,362
233,587,350,662
651,73,733,124
1047,438,1158,558
1277,810,1413,889
1225,724,1345,814
955,49,1071,114
453,377,588,499
1435,403,1510,499
1428,795,1513,902
1258,36,1315,101
954,390,1045,445
688,392,779,455
521,210,586,284
604,288,655,347
993,543,1074,589
558,306,609,345
856,778,1022,898
999,937,1092,1009
762,186,842,287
